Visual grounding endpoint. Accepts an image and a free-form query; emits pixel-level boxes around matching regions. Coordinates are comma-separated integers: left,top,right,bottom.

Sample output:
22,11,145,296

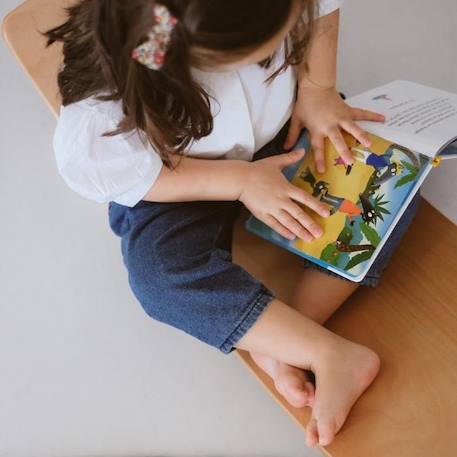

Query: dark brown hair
46,0,317,166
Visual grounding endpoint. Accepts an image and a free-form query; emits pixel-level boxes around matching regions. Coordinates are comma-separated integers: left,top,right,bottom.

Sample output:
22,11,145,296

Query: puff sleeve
318,0,344,16
53,99,163,207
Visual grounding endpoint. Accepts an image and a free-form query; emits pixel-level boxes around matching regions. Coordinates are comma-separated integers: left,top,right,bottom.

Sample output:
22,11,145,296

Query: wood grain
233,201,457,457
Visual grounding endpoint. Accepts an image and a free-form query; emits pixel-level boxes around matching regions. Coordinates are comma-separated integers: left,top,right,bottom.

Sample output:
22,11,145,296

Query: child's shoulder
54,94,126,163
59,94,123,123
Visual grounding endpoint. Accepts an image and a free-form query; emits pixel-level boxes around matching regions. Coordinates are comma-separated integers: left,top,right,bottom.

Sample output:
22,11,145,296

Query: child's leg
236,297,380,447
110,199,378,447
290,268,359,322
248,194,422,415
250,270,358,409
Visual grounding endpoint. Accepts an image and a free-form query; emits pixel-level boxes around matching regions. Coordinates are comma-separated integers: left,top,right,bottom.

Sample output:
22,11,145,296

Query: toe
277,364,316,407
317,417,337,446
306,417,319,448
304,381,315,407
276,378,309,408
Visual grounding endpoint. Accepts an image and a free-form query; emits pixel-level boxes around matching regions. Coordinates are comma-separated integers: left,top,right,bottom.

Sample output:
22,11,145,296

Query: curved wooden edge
2,0,63,117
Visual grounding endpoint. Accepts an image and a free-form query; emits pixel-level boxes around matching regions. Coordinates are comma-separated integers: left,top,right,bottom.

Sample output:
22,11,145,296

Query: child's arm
143,150,330,242
284,9,385,173
54,101,327,242
299,7,340,95
143,154,249,202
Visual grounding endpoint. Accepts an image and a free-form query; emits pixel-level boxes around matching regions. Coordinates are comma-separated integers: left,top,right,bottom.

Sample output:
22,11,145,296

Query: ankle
314,334,362,369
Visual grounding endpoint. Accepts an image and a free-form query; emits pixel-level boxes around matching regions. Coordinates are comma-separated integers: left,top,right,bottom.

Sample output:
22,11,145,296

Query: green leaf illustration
321,244,336,261
320,244,340,266
395,173,417,189
360,223,381,247
401,160,419,174
338,227,353,244
345,250,374,271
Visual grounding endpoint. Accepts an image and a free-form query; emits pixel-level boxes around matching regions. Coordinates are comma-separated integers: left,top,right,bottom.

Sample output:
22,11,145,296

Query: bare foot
237,299,381,448
306,341,381,447
250,351,315,408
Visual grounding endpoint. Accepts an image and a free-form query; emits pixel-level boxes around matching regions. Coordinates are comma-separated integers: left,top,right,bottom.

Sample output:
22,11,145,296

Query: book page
346,81,457,158
247,132,431,280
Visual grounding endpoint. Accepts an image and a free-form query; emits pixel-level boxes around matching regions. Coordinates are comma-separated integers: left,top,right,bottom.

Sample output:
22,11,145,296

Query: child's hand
284,87,386,173
239,149,330,242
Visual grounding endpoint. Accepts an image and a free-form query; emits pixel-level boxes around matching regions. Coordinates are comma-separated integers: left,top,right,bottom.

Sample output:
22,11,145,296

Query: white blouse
53,0,344,207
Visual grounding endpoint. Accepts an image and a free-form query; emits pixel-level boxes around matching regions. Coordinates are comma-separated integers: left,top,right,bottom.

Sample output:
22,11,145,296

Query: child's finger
310,135,326,173
282,203,324,240
351,107,386,123
284,117,302,150
289,186,330,218
340,120,371,147
273,148,305,169
327,128,354,166
275,208,315,242
263,214,296,241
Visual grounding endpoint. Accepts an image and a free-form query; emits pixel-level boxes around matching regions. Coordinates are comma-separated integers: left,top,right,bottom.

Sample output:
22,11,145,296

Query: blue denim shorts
108,123,421,354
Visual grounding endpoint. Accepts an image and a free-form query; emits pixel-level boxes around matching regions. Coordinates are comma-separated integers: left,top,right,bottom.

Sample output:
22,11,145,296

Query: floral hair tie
132,3,178,70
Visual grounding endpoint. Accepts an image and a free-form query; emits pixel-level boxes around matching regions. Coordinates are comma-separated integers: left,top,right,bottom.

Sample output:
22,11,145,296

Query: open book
246,80,457,282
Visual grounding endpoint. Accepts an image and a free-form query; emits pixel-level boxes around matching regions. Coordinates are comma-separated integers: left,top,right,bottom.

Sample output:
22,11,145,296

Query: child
46,0,420,447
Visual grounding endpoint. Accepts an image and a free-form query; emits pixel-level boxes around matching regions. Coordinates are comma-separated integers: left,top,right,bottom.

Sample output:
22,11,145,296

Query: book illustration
247,81,457,281
334,142,420,185
299,168,378,225
247,131,430,279
291,133,429,275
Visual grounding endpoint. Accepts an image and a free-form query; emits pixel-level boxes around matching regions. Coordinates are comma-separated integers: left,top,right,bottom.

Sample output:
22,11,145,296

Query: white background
1,1,456,456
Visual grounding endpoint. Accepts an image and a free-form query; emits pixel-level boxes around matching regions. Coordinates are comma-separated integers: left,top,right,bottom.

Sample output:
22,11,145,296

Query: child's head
47,0,317,164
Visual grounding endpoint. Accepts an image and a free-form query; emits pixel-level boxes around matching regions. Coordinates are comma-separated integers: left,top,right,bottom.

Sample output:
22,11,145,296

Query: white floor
0,1,456,456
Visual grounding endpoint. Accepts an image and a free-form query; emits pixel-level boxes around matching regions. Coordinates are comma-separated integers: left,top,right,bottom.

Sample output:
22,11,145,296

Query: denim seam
219,285,275,354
